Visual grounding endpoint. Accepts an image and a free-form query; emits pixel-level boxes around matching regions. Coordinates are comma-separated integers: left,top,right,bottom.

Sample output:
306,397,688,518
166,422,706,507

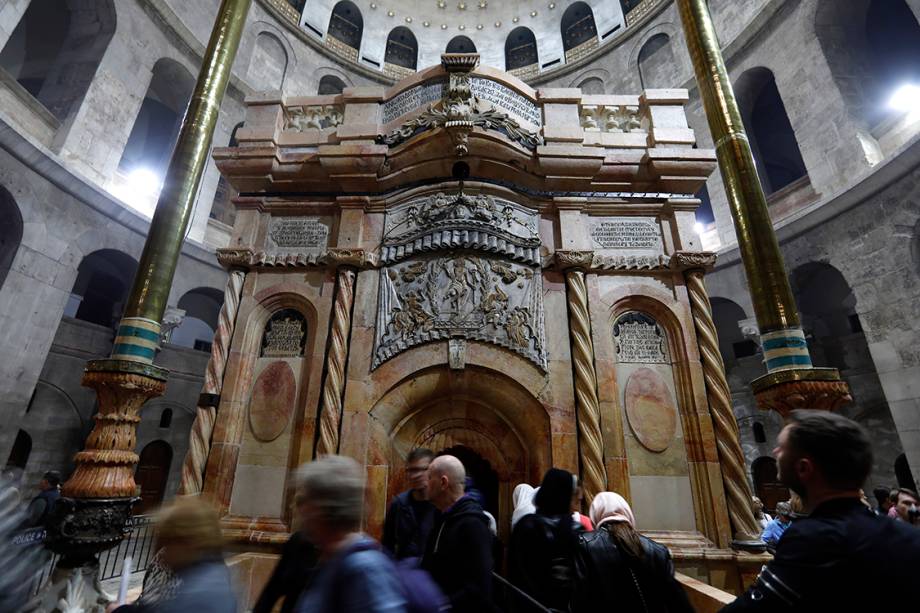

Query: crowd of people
6,410,920,612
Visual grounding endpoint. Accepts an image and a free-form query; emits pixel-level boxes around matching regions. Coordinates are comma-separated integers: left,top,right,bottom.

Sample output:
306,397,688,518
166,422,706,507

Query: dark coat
509,513,579,612
115,558,236,613
573,527,692,613
722,497,920,612
382,490,438,560
421,496,494,613
253,532,319,613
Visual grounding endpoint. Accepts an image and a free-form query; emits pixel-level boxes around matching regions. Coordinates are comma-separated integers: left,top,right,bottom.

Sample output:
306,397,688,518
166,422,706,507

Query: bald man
421,455,494,613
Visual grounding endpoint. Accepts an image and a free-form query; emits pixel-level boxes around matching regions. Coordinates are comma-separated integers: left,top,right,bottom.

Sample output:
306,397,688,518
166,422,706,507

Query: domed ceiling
298,0,633,77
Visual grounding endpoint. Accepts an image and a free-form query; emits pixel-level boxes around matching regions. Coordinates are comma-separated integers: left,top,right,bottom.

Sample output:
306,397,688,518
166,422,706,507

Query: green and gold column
35,1,252,609
675,0,850,417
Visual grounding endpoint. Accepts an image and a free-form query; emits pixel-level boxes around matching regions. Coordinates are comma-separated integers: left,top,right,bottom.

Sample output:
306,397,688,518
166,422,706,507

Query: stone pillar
674,252,763,548
315,250,362,456
179,267,246,495
557,250,606,504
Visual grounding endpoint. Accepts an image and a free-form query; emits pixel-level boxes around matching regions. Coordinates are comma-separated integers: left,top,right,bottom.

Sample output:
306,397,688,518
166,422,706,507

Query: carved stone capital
555,250,595,271
324,248,377,269
752,367,852,418
216,247,255,269
671,250,717,272
441,53,480,72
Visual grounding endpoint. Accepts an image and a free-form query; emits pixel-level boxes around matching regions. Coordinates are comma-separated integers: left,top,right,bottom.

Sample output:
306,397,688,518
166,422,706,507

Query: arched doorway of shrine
366,363,555,543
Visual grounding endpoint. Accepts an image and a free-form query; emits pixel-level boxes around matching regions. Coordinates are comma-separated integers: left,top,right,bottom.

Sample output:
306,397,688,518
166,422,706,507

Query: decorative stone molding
316,267,357,456
554,250,595,271
580,104,643,133
593,254,670,270
752,368,852,418
216,247,377,269
324,248,378,269
670,250,717,272
284,104,344,131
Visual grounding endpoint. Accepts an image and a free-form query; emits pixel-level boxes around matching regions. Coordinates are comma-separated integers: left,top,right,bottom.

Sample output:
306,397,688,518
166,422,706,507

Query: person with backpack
293,455,408,613
508,468,583,612
572,492,692,613
421,454,495,613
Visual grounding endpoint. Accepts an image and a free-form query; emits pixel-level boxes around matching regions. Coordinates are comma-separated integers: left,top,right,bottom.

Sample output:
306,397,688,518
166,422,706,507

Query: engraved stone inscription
470,78,541,126
591,218,661,250
267,217,329,250
614,313,667,364
382,81,447,124
262,309,307,357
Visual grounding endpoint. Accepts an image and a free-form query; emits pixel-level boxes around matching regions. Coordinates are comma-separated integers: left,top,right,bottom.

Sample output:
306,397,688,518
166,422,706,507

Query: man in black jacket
421,454,494,613
723,410,920,612
382,447,437,560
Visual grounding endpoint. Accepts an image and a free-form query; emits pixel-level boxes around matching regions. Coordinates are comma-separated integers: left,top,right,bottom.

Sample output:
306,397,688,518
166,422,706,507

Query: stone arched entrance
365,364,553,541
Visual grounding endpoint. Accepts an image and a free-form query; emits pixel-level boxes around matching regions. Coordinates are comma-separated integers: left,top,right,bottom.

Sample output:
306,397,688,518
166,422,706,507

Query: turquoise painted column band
110,316,161,364
761,328,813,372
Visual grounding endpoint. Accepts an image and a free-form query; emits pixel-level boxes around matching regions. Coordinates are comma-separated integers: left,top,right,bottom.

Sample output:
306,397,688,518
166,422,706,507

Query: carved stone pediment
382,193,541,265
373,253,546,370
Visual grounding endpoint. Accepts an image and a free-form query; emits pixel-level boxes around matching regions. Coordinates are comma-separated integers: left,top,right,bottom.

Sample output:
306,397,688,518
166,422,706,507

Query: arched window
711,297,755,363
169,287,224,351
5,429,32,470
318,75,347,95
0,187,23,292
561,2,598,60
65,250,139,328
735,68,807,196
210,122,243,226
505,27,538,72
638,33,677,89
446,36,476,54
159,408,173,429
327,1,363,59
0,0,115,122
385,27,418,72
116,59,196,213
578,77,605,95
247,32,288,91
752,422,766,444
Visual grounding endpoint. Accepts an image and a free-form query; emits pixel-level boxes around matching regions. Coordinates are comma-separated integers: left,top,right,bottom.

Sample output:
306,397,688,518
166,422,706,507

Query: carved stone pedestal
752,367,851,418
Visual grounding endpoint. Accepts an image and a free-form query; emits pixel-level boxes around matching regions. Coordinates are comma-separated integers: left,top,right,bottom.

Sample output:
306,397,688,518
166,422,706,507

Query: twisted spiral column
684,267,763,544
179,268,246,495
315,267,357,456
564,269,606,504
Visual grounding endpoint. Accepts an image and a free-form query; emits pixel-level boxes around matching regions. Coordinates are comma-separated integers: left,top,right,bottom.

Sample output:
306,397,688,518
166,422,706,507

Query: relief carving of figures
284,105,344,130
374,253,545,369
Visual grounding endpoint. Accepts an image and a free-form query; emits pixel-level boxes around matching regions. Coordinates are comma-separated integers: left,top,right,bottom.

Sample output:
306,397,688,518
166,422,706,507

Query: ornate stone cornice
554,250,595,271
323,248,378,269
216,247,377,269
670,251,717,272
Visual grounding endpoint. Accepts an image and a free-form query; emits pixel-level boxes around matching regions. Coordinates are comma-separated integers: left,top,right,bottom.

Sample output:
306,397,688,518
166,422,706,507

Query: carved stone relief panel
381,193,540,265
261,309,307,358
589,216,663,254
373,253,546,370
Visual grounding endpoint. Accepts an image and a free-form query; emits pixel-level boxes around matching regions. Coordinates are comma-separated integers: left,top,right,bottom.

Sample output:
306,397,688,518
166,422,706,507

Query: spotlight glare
889,83,920,113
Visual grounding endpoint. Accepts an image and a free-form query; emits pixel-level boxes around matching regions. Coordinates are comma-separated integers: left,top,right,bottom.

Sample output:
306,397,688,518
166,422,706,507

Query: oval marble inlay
249,361,296,442
624,367,677,453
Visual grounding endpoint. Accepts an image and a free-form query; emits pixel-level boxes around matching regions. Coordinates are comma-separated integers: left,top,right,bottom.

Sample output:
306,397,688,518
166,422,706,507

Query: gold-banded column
558,251,606,504
675,0,849,413
675,252,763,547
179,267,246,495
315,250,363,456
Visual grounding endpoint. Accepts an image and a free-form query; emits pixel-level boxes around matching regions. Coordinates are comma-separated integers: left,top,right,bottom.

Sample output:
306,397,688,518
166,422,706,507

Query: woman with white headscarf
572,492,693,613
511,483,536,530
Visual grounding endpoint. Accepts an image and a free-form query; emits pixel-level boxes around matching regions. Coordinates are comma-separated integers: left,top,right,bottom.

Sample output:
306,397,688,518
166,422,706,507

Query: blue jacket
761,517,791,546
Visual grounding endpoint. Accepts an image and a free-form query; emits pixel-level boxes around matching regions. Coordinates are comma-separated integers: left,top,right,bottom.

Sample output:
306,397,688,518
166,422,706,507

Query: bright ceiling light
889,83,920,120
127,168,162,195
110,167,162,217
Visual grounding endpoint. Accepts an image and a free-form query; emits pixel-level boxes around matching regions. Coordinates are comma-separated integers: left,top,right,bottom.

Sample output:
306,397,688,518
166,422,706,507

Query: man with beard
722,411,920,611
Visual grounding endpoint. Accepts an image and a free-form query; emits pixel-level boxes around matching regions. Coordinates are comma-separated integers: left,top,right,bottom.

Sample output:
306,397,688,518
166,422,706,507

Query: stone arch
328,1,363,54
116,58,195,212
0,0,116,122
317,74,348,95
734,67,808,196
814,0,920,127
505,27,538,71
578,77,605,95
561,2,598,55
0,186,23,292
637,33,677,89
18,380,84,487
568,67,611,90
711,297,753,364
446,36,476,55
170,286,223,351
385,26,418,71
368,363,552,541
247,31,288,92
5,429,32,471
65,249,139,328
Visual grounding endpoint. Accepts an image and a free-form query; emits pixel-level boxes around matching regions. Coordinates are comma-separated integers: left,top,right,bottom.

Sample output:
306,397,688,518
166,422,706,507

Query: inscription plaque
382,81,447,124
591,218,662,250
614,312,667,364
262,309,307,357
267,217,329,250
